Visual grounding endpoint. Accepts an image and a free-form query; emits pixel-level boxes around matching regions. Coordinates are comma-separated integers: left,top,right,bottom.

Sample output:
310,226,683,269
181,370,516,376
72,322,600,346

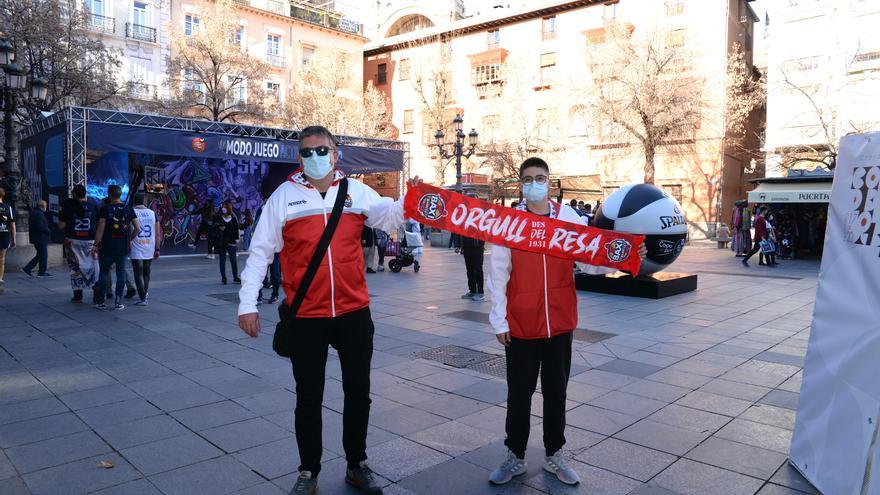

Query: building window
183,67,204,95
266,81,281,102
542,16,556,41
184,14,199,36
132,1,149,27
235,27,244,48
376,63,387,84
398,58,410,81
87,0,104,15
482,114,499,141
664,0,685,16
487,29,500,49
403,109,414,133
227,76,246,105
662,184,683,202
301,45,315,66
471,63,502,85
539,52,556,86
585,28,606,51
267,35,280,56
665,29,685,49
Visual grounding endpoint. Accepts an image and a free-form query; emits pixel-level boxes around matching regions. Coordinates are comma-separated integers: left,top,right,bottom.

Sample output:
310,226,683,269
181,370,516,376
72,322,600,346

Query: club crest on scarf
605,239,632,263
417,194,447,220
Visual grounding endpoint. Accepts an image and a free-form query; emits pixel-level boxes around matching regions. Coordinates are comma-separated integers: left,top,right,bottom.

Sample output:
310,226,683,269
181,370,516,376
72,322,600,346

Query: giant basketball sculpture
591,184,688,276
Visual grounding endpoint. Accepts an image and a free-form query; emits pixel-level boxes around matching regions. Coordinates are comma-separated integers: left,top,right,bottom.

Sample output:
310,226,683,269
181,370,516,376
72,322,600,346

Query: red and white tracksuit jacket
487,202,614,339
238,169,404,317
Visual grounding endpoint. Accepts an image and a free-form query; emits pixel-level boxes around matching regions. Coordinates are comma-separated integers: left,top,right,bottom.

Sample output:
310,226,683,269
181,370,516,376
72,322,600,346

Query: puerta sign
747,187,831,204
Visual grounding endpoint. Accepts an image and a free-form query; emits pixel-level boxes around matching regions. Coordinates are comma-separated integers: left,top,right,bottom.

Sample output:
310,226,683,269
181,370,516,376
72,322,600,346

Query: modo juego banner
790,131,880,495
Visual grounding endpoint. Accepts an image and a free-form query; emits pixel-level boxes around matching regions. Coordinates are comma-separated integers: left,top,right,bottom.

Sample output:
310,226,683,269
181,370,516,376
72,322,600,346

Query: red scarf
404,183,644,274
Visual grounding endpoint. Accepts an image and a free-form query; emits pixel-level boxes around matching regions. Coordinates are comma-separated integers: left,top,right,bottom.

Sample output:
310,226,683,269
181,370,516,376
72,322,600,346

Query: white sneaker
544,450,580,485
489,449,527,485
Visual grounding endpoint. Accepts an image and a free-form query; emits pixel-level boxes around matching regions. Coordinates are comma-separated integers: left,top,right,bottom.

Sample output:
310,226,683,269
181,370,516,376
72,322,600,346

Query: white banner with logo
790,132,880,495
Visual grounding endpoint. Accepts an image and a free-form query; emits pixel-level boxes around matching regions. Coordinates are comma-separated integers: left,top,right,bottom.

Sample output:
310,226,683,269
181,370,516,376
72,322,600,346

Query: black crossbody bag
273,178,348,358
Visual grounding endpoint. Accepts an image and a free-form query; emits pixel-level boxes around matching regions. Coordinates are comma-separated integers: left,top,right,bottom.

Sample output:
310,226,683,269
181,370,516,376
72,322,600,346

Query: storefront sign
404,183,645,274
748,189,831,203
790,132,880,495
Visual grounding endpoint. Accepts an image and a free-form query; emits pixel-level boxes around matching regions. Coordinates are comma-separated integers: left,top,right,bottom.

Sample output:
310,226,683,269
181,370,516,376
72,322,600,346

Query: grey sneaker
461,292,475,299
543,450,580,485
291,471,317,494
345,461,382,494
472,294,485,302
489,449,527,485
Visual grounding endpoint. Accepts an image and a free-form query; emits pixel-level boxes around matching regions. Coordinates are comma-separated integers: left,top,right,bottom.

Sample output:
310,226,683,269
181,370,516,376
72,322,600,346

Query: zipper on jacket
318,188,336,317
542,254,551,338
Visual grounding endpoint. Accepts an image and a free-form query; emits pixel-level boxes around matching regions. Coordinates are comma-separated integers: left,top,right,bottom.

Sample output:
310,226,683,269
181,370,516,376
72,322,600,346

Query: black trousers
289,307,374,475
743,239,775,264
131,259,152,300
462,245,484,294
505,332,573,458
218,244,238,280
24,242,48,275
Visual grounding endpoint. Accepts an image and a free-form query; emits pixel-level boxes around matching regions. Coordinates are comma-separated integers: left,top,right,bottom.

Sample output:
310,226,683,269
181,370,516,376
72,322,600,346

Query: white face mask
522,181,548,203
302,153,333,180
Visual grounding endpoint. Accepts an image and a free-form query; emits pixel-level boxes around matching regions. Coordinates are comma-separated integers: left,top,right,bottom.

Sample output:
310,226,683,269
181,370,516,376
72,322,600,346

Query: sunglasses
298,146,332,158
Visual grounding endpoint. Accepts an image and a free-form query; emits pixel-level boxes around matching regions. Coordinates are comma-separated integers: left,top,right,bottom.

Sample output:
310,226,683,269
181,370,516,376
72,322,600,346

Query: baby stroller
386,231,422,273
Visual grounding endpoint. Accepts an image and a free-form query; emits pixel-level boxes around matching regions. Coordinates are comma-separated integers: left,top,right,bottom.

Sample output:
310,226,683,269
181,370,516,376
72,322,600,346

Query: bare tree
0,0,123,120
726,41,766,163
578,24,703,184
164,0,269,123
283,48,391,138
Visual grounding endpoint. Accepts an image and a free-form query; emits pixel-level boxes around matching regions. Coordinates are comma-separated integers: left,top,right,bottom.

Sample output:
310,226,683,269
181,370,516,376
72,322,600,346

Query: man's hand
638,243,648,260
154,250,160,260
408,175,423,188
496,332,511,347
239,313,260,337
9,241,14,250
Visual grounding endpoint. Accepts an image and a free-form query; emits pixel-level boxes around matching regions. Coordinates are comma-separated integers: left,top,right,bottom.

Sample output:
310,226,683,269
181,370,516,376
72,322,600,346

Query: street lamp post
432,113,478,194
1,37,48,222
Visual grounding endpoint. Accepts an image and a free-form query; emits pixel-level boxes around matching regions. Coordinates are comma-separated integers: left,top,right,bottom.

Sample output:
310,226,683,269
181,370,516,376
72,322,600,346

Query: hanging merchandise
730,200,752,256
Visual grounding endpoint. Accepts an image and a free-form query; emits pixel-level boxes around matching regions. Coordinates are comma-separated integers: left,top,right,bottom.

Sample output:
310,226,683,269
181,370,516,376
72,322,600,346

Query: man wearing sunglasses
486,157,645,488
238,126,417,495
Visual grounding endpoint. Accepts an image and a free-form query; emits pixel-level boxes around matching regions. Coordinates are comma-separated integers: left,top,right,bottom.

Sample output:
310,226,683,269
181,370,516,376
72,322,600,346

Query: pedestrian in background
375,229,388,272
216,200,240,284
93,185,140,310
742,206,770,268
22,200,51,278
457,234,485,301
241,209,254,251
58,185,99,302
0,187,16,290
362,225,377,273
190,203,217,259
130,194,160,305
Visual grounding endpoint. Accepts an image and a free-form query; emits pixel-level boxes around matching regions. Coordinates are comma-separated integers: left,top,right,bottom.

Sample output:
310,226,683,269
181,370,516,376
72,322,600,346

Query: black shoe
222,278,228,285
21,268,33,277
233,277,241,284
346,462,382,495
125,288,137,299
106,293,113,300
36,272,53,277
741,259,749,267
366,268,376,274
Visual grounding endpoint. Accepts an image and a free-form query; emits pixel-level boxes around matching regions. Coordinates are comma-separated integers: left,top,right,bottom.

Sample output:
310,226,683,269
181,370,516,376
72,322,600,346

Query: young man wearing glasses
238,126,416,495
486,157,644,487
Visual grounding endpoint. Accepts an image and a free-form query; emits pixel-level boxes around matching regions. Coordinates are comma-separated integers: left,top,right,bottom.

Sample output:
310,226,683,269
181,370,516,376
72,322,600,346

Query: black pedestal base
575,272,698,299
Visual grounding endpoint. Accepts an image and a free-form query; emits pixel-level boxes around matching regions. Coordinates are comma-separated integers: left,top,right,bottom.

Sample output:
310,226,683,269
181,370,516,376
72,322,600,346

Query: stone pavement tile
627,484,687,495
571,369,637,390
645,369,713,390
148,455,264,495
1,451,17,480
93,414,191,450
57,384,138,410
685,436,786,479
720,365,795,389
620,351,682,368
199,417,290,453
754,351,805,368
653,459,764,495
0,378,54,404
381,360,446,380
566,381,611,403
231,389,295,416
413,369,487,393
232,437,304,479
756,483,813,495
768,463,819,494
674,391,753,417
91,478,163,495
0,477,31,495
698,379,772,402
370,405,448,436
183,365,253,386
758,390,800,411
366,437,452,482
34,365,118,396
567,404,640,436
406,420,499,456
524,459,642,495
614,419,710,456
667,359,732,378
0,397,69,425
399,457,522,495
120,433,224,476
170,400,256,431
714,418,793,454
644,343,706,359
0,412,88,448
455,379,510,405
5,430,111,474
705,344,763,360
588,391,668,419
147,385,226,412
777,372,802,394
74,398,161,428
233,481,286,495
576,438,677,482
411,394,493,420
646,404,731,434
126,374,199,398
100,362,176,383
596,359,665,379
619,380,689,403
21,453,140,495
739,404,797,430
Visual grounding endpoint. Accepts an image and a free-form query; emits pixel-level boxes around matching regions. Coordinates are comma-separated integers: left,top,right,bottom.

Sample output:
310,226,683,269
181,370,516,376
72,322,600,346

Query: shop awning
748,181,832,203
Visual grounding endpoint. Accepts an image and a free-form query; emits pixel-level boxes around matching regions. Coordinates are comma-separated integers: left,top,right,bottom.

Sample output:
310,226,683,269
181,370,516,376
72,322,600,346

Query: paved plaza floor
0,243,822,495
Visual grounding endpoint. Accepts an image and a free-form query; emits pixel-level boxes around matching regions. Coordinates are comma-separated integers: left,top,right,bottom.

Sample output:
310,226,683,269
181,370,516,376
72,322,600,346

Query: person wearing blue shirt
92,185,140,310
58,185,100,302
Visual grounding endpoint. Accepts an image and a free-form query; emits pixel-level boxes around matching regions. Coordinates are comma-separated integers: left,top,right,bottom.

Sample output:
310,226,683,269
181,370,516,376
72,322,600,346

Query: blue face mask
523,181,548,203
302,153,333,179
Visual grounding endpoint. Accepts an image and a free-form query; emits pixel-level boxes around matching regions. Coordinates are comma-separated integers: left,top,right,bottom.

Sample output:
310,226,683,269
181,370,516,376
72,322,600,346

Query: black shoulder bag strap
274,178,348,356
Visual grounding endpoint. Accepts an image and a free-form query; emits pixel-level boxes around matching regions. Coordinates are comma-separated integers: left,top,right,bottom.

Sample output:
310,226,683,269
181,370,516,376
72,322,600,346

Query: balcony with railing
266,53,285,68
87,13,116,34
291,1,362,35
126,23,157,42
128,81,157,99
265,0,287,15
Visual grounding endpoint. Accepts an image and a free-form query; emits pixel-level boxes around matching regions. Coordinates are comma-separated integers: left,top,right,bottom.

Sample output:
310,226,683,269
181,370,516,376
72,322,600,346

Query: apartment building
364,0,761,238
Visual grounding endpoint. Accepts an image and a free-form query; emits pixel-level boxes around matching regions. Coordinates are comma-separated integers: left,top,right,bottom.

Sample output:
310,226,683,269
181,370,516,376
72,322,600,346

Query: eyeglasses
520,175,548,185
298,146,331,158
